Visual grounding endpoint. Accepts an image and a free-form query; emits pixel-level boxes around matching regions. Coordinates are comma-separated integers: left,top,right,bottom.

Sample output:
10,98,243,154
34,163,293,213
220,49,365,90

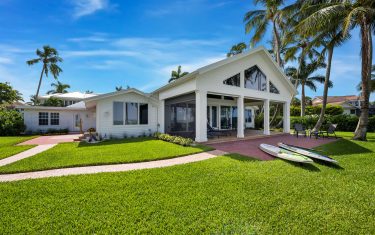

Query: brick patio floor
207,134,338,161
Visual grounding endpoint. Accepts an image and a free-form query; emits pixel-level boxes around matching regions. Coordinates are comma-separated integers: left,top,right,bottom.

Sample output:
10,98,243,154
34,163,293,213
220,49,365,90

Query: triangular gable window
244,66,267,91
223,73,240,87
269,81,280,94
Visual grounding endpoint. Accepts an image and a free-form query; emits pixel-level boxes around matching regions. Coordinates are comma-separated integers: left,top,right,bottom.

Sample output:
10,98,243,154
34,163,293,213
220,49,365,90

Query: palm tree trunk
301,83,305,116
272,20,282,67
353,22,372,141
313,47,334,132
35,65,45,103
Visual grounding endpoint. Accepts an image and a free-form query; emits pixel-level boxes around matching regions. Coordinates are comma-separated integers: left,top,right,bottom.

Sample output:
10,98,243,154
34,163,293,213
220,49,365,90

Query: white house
17,47,297,142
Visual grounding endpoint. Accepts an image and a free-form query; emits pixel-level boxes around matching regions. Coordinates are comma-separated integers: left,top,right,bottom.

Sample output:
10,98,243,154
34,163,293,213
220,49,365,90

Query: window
223,73,240,87
211,106,218,128
113,102,124,125
245,66,267,91
350,109,356,115
126,102,138,125
139,103,148,125
50,113,59,125
207,94,221,99
39,112,48,125
269,81,280,94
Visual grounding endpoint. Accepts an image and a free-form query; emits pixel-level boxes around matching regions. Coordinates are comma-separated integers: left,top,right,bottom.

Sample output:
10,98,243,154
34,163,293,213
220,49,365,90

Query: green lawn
0,138,213,173
0,132,374,233
0,136,37,160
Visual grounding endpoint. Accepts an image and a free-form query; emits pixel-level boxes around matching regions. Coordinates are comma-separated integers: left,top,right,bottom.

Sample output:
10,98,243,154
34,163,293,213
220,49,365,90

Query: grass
0,132,374,233
0,137,213,174
0,136,37,160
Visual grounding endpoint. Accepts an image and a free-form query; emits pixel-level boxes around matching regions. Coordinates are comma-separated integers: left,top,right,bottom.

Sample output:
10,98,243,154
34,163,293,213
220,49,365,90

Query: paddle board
259,144,313,163
278,143,338,164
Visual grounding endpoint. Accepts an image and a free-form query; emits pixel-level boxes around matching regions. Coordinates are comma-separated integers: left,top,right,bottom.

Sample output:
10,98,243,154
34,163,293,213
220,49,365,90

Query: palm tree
285,59,331,116
27,45,63,102
85,90,94,94
227,42,247,57
169,66,189,83
357,65,375,93
244,0,301,67
297,0,374,140
47,81,70,94
115,86,122,91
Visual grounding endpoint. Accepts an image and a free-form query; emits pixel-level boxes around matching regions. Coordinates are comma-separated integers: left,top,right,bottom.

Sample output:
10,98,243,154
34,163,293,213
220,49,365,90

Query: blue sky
0,0,372,101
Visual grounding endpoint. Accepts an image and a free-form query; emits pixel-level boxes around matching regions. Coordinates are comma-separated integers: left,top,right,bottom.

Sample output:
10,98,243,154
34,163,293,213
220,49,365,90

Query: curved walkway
0,150,226,182
0,144,56,167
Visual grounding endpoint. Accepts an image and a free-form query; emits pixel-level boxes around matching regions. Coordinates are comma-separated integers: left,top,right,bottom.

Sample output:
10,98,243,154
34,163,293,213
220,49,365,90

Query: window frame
112,101,149,126
244,65,267,92
38,112,49,126
113,101,124,125
50,112,60,126
223,73,240,87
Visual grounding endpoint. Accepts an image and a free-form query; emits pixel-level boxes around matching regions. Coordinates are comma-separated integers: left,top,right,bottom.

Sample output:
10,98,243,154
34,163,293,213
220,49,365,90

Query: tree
43,97,64,107
244,0,301,67
169,65,189,83
47,81,70,94
115,86,122,91
297,0,374,140
357,65,375,93
291,97,301,106
85,90,94,94
285,59,331,116
227,42,247,57
27,45,63,102
0,82,23,105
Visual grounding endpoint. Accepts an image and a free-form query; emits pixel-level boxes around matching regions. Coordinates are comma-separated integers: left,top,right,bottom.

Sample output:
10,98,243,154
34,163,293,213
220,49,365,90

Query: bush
153,132,193,146
0,109,26,136
291,105,343,116
291,114,375,132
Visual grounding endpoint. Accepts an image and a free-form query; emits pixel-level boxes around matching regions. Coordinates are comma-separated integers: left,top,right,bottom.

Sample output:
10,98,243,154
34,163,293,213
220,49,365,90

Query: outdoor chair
320,124,338,139
294,123,307,138
207,123,231,138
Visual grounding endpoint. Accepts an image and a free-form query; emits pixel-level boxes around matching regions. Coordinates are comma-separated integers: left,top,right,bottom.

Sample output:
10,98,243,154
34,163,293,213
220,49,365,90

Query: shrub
0,109,26,136
154,133,193,146
291,105,343,116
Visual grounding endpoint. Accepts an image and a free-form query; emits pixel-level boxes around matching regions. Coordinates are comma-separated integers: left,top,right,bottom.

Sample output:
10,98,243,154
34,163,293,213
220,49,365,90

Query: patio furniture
320,124,338,139
294,123,307,138
309,129,322,139
207,124,232,138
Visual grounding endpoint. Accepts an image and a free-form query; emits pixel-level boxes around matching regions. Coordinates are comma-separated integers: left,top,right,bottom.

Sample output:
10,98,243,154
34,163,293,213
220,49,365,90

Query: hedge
0,109,26,136
291,115,375,132
153,132,194,146
290,105,344,116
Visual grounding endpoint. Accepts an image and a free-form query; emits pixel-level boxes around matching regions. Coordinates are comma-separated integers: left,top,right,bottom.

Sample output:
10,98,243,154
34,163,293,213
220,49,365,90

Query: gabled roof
84,88,156,103
313,95,360,104
39,92,98,100
152,46,297,95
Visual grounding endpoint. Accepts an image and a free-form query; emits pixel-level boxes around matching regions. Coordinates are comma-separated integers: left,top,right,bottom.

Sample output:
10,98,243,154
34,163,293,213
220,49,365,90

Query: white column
263,99,270,135
158,100,165,133
237,95,244,138
283,102,290,133
195,90,208,142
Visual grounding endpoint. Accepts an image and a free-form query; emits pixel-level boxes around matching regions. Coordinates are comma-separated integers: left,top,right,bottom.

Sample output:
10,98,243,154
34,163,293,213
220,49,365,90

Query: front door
245,108,254,128
74,113,81,132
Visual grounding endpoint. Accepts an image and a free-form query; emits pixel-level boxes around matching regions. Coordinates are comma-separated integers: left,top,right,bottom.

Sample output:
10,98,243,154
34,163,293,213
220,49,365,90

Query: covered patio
207,134,338,161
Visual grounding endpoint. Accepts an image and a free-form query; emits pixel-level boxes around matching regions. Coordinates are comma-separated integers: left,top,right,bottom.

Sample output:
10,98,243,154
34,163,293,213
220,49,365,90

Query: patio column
158,99,165,133
237,95,244,138
283,102,290,133
195,90,207,142
263,99,270,135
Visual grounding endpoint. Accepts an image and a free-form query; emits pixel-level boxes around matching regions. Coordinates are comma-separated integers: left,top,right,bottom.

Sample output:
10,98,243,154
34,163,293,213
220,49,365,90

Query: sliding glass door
220,106,231,129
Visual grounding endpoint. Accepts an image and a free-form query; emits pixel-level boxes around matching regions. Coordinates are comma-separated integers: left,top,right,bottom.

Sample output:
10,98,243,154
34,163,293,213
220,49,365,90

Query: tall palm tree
297,0,374,140
227,42,247,57
169,65,189,83
244,0,301,67
115,86,122,91
47,81,70,94
285,59,331,116
27,45,63,102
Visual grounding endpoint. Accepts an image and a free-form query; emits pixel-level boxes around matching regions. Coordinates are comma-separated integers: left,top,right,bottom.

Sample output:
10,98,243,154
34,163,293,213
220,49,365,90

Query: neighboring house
38,92,98,107
311,95,375,116
17,47,297,142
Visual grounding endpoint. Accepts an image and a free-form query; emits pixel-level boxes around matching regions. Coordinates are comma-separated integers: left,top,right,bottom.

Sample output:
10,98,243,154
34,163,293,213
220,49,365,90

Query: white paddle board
259,144,313,163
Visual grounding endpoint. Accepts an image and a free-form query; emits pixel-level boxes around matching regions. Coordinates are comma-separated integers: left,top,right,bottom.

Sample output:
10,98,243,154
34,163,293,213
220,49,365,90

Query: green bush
154,132,193,146
291,105,343,116
0,109,26,136
290,106,300,116
291,114,375,132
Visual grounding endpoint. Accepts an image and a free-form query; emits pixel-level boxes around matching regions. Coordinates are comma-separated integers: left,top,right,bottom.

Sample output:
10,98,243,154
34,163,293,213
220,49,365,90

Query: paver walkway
208,134,337,161
0,144,56,167
0,150,227,182
19,134,81,145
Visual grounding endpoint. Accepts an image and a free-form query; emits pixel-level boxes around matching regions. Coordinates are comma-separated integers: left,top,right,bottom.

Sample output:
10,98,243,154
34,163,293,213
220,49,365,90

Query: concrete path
0,144,56,167
19,134,82,145
0,150,227,182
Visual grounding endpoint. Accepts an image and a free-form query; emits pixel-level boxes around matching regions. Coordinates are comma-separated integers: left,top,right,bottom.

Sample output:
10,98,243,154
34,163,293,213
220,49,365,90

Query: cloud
63,49,141,58
71,0,111,18
68,35,109,43
0,57,13,64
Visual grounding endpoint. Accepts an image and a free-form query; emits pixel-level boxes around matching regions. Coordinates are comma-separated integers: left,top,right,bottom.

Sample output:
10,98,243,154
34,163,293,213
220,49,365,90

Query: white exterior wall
95,92,158,138
22,109,95,133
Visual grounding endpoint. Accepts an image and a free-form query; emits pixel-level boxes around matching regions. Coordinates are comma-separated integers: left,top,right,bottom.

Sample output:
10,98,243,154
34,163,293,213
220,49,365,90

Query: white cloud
0,57,13,64
71,0,111,18
63,49,141,58
68,35,108,43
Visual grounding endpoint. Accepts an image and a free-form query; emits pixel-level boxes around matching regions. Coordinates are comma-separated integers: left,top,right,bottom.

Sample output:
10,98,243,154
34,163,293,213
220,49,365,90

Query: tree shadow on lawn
224,153,260,162
314,139,373,156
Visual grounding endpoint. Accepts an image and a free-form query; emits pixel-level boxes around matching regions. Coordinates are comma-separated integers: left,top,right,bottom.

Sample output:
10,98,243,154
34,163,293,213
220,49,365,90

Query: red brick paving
207,134,338,161
19,134,82,145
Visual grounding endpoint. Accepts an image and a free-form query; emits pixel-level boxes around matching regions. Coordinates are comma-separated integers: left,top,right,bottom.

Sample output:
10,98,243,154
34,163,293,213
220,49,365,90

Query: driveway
207,134,338,161
19,134,82,145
